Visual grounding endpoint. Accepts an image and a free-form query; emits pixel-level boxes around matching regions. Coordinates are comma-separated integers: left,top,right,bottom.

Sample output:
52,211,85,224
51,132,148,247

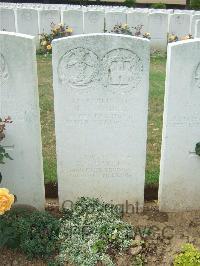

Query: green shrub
190,0,200,10
0,209,60,259
174,243,200,266
151,2,167,9
124,0,136,8
58,197,134,266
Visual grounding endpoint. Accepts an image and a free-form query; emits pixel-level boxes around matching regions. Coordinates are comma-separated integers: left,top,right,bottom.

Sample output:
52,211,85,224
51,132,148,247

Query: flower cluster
110,24,151,39
39,23,73,54
168,34,193,43
0,116,12,142
0,116,14,215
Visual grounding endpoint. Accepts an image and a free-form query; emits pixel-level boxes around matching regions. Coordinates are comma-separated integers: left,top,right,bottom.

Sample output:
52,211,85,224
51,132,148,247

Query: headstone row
0,5,200,51
0,31,200,212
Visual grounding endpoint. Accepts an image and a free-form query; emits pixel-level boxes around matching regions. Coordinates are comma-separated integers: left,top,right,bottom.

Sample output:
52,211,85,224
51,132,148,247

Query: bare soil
1,200,200,266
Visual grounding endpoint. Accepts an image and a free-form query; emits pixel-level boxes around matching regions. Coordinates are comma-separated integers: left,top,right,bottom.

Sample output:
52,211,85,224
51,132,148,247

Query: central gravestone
52,34,150,210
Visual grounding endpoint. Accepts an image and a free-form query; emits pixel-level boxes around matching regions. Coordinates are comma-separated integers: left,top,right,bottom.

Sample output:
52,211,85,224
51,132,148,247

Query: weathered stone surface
191,14,200,37
105,11,127,32
0,32,45,210
159,39,200,212
0,8,16,32
127,11,149,35
148,12,168,50
84,10,105,33
195,19,200,38
39,9,60,34
52,34,150,210
16,8,39,46
62,9,83,34
169,13,191,38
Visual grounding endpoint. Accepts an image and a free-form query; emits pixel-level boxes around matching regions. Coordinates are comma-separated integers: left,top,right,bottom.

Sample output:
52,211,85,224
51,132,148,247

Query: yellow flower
123,24,128,28
66,27,73,33
47,44,52,50
0,188,14,215
41,41,47,46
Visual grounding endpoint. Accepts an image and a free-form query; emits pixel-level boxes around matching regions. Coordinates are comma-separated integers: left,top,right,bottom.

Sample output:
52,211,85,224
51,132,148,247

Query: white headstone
62,10,83,35
127,11,149,35
169,13,191,38
105,11,127,32
0,32,45,209
159,39,200,212
195,19,200,38
16,8,39,45
191,14,200,37
84,10,105,34
148,12,168,51
52,34,150,210
0,8,16,32
39,9,60,34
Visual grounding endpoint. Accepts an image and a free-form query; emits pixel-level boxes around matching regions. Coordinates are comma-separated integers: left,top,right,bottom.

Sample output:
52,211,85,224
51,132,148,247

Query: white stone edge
0,31,35,40
52,33,150,46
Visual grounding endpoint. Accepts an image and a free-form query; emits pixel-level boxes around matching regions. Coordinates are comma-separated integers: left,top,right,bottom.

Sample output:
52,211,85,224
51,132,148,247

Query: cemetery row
0,31,200,213
0,3,200,50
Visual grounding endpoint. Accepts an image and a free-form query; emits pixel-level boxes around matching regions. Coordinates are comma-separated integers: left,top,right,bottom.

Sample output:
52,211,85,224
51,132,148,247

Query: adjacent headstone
148,12,168,50
191,14,200,37
39,9,60,34
62,10,83,35
16,8,39,46
52,34,150,210
159,39,200,212
105,11,127,32
195,19,200,38
169,13,191,38
0,32,45,210
84,10,105,33
127,11,149,35
0,8,16,32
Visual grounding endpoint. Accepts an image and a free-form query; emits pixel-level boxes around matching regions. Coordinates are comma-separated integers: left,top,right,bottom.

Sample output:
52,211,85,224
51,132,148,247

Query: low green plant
195,142,200,156
0,209,60,259
124,0,136,8
0,117,13,164
174,243,200,265
151,2,166,9
58,197,134,266
190,0,200,10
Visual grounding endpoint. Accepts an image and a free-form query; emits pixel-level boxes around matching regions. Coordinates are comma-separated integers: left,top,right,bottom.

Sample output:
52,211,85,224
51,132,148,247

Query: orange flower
47,44,52,50
0,188,14,215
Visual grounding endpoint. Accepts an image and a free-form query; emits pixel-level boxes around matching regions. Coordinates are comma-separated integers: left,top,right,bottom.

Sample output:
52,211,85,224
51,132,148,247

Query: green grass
37,54,166,185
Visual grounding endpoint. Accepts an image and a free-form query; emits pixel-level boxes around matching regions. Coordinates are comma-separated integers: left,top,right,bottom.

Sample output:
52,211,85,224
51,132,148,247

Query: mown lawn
37,54,166,185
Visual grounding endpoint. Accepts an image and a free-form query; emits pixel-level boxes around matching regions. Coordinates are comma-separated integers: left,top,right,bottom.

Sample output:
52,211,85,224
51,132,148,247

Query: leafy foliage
38,23,73,55
58,197,134,266
0,117,13,164
0,209,60,259
174,243,200,265
195,142,200,156
151,2,166,9
190,0,200,10
124,0,136,8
